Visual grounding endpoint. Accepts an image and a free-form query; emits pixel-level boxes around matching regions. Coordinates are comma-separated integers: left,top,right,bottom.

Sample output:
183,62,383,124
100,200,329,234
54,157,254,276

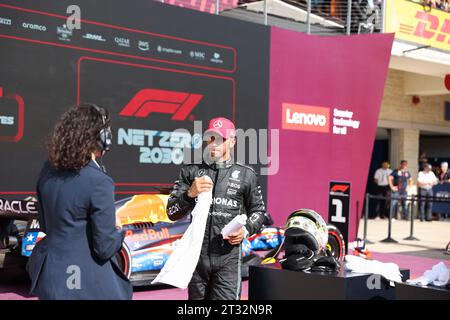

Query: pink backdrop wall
267,28,394,242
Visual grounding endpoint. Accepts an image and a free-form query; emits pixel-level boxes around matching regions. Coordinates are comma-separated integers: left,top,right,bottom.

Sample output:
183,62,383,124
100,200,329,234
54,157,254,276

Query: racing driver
167,117,266,300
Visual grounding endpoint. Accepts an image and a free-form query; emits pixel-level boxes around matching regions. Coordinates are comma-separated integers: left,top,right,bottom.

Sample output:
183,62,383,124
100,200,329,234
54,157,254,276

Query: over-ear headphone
90,104,112,152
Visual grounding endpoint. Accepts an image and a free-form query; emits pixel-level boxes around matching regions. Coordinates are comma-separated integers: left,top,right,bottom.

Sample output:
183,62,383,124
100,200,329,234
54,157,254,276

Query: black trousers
188,249,242,300
375,185,390,218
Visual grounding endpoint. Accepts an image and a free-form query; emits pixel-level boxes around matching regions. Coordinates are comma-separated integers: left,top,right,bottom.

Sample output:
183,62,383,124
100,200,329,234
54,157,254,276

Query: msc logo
331,185,350,193
282,103,330,133
120,89,203,120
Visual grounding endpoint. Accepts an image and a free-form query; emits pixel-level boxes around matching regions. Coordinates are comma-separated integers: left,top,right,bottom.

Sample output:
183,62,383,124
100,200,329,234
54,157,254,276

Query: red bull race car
0,194,345,286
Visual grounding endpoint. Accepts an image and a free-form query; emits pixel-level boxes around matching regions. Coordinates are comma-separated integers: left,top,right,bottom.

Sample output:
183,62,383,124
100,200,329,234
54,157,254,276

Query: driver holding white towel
166,117,266,300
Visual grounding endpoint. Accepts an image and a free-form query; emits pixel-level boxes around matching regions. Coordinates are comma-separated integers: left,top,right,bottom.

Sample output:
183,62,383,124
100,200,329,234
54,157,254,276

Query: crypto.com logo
282,103,330,133
119,89,203,120
0,87,24,142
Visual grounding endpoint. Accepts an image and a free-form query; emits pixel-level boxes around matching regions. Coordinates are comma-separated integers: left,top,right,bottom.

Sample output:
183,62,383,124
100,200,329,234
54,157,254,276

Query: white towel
406,262,450,287
345,255,402,283
151,176,213,289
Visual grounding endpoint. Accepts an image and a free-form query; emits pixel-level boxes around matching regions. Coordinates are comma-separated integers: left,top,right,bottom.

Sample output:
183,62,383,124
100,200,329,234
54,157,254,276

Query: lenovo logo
120,89,203,120
282,103,330,133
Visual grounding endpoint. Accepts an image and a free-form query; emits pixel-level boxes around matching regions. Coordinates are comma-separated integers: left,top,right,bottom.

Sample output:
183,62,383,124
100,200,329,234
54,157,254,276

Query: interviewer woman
27,103,132,300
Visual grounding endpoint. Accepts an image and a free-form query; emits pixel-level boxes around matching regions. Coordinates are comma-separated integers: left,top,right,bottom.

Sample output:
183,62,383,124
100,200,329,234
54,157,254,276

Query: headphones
90,104,112,152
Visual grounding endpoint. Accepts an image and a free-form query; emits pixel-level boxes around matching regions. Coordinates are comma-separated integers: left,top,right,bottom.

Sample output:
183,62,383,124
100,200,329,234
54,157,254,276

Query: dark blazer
26,160,132,300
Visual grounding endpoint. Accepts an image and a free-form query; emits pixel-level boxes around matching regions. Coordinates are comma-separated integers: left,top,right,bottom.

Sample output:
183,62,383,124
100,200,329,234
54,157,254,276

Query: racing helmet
284,209,328,253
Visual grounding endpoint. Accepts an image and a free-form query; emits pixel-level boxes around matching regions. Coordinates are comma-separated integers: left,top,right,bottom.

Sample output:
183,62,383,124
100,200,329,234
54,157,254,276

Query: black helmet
281,209,340,273
284,209,328,253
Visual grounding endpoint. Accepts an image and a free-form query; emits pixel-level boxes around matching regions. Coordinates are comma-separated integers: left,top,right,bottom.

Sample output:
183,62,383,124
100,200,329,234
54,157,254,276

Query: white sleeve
432,173,438,183
374,169,380,180
417,172,424,183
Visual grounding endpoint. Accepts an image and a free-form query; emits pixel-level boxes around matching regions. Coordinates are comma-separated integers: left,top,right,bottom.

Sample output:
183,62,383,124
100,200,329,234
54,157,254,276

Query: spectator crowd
372,159,450,222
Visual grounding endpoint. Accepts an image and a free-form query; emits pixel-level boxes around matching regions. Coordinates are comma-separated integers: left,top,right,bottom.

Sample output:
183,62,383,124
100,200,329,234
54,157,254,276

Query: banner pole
346,0,352,35
307,0,311,34
380,194,398,243
264,0,268,26
363,194,374,244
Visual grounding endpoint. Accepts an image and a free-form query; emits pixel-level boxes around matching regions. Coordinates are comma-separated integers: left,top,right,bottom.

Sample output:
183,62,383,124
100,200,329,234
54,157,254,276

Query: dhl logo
399,11,450,44
386,1,450,51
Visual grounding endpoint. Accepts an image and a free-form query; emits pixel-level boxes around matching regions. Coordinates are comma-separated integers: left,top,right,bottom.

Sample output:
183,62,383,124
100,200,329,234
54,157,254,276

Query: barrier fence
363,193,450,244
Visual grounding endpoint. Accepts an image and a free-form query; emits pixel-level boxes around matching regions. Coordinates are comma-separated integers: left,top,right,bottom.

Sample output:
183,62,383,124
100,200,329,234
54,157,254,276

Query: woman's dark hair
48,103,110,171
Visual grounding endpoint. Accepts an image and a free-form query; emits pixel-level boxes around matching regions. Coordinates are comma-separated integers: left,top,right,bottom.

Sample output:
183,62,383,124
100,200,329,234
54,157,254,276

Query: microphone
97,156,107,174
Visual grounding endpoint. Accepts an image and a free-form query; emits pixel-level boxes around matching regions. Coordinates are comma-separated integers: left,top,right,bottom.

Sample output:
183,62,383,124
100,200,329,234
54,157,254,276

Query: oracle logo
282,103,330,133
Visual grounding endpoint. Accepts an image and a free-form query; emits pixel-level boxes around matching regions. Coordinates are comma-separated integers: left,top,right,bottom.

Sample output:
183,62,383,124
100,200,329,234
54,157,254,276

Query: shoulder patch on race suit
249,212,262,224
167,203,181,216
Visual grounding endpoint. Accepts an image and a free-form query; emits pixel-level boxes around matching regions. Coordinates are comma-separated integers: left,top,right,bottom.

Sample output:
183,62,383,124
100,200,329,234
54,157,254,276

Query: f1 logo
328,181,350,253
331,185,350,193
0,87,24,142
120,88,203,120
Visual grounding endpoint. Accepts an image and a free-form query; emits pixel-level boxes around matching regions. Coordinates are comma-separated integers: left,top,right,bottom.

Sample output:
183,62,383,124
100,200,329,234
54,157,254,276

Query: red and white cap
205,117,236,139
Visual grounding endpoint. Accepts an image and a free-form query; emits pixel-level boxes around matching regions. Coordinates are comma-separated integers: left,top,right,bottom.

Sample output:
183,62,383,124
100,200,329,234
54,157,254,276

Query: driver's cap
205,117,236,139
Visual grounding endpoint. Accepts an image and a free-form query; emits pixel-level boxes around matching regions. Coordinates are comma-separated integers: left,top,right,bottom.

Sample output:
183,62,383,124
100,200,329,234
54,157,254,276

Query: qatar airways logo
282,103,330,133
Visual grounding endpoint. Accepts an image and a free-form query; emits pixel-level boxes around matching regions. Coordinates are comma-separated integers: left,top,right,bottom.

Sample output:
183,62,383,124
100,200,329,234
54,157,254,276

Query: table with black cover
396,283,450,300
249,263,410,300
